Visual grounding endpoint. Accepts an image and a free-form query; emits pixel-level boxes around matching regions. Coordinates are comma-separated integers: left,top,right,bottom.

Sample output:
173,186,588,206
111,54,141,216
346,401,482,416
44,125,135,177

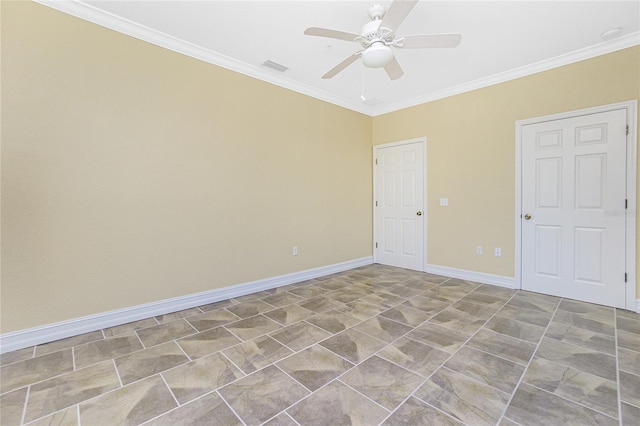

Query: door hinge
625,199,628,209
625,272,627,283
375,201,378,207
626,125,629,135
375,158,378,165
375,242,378,248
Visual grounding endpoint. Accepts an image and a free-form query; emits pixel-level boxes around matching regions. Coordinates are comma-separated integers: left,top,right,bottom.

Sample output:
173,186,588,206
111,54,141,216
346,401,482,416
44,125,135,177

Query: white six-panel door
375,141,425,271
521,109,627,307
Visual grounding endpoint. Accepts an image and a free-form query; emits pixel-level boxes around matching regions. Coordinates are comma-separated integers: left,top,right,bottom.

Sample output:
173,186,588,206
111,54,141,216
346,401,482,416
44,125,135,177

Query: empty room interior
1,1,639,425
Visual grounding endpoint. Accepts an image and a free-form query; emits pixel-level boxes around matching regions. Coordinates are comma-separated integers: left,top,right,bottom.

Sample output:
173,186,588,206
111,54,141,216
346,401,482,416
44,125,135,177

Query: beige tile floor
1,264,639,425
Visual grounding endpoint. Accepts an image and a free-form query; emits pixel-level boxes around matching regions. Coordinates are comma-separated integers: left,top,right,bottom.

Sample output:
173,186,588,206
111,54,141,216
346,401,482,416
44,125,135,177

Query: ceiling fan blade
384,57,404,80
399,33,462,49
304,27,360,42
322,51,363,79
379,0,419,30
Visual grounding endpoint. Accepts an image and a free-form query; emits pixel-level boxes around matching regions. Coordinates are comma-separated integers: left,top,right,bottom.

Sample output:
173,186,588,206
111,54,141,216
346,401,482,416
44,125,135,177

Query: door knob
416,211,422,216
524,213,532,220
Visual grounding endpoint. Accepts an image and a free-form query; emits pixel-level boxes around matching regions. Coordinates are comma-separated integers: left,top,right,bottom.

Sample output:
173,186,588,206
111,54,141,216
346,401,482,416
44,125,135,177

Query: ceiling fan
304,0,461,80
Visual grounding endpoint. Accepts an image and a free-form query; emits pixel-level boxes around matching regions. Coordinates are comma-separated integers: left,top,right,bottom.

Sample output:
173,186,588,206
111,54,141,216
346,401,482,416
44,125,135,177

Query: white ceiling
38,1,640,116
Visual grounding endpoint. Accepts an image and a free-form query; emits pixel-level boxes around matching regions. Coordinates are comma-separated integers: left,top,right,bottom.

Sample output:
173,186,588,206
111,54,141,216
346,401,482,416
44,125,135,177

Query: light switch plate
439,198,449,206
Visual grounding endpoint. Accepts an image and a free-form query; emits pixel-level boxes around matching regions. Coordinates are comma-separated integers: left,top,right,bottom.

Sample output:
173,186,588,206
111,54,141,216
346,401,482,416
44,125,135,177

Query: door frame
373,137,428,271
515,100,638,311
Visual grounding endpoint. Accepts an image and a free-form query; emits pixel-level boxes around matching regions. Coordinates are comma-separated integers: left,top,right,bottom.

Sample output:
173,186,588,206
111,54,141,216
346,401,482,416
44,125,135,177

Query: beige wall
1,2,372,333
373,46,640,293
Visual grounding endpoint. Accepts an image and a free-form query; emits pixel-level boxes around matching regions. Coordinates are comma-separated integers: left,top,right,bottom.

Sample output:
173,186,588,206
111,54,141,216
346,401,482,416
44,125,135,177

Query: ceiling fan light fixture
362,42,393,68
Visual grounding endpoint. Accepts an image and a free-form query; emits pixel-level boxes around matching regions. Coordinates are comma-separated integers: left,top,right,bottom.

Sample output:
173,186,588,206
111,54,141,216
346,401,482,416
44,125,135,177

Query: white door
375,141,425,271
521,109,627,307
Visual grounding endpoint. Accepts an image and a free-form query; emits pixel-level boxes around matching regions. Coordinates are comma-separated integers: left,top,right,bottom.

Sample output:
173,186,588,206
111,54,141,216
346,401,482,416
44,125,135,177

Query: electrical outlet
476,246,483,255
293,246,298,256
439,198,449,206
494,247,501,257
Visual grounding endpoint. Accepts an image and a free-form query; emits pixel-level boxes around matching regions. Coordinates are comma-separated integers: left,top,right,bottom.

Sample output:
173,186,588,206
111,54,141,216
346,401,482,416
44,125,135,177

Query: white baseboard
0,257,373,354
424,264,640,314
424,264,516,289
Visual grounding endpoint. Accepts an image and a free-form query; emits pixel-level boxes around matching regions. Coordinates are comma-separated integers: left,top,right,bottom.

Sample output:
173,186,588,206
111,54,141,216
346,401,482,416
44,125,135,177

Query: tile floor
1,264,639,425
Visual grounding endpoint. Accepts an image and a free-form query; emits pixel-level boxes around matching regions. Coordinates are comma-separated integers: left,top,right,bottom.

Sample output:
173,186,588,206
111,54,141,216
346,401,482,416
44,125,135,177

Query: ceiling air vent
262,60,289,73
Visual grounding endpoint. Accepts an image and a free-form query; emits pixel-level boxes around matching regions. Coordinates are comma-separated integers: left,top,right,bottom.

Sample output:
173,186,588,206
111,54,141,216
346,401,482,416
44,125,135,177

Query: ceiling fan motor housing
360,19,395,47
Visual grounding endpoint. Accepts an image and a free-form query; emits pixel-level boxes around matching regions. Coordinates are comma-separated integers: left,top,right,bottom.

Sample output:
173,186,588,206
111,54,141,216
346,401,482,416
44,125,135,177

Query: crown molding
34,0,375,116
370,31,640,116
34,1,639,117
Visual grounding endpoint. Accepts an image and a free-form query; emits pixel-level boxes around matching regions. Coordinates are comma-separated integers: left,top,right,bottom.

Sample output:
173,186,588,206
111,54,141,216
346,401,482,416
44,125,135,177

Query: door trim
373,137,427,271
515,100,637,311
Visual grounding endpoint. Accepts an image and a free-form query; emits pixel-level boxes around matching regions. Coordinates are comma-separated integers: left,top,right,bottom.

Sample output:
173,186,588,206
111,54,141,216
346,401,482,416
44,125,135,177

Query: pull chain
360,62,366,101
